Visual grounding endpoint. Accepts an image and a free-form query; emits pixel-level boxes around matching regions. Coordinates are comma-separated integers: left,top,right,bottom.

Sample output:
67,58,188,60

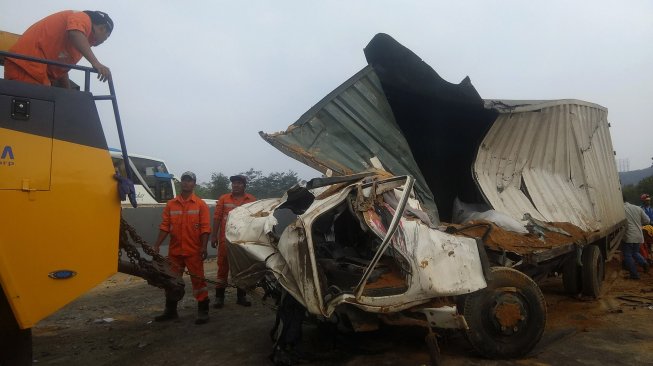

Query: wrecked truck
227,174,545,363
224,33,626,362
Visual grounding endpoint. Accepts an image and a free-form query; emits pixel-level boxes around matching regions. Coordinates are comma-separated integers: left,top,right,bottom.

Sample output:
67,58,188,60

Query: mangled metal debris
227,173,545,361
230,33,627,362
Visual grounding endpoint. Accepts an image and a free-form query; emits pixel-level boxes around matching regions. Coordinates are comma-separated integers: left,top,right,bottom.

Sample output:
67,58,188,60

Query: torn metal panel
276,184,355,314
259,66,440,225
226,198,282,245
225,198,305,302
354,176,416,299
419,306,469,329
352,218,487,308
475,100,625,234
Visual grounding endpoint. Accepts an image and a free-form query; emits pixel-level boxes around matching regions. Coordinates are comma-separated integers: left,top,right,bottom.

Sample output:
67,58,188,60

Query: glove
114,173,138,208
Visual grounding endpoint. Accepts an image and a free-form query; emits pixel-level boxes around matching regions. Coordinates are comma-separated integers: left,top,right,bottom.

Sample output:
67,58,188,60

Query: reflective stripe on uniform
170,210,183,215
192,286,209,296
187,210,200,214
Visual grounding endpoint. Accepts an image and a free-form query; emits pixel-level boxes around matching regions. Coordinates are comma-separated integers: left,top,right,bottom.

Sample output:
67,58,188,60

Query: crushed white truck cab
226,174,546,360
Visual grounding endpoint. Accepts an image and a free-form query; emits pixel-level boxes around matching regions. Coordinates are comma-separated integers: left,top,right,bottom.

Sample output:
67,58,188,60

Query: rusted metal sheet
475,100,625,233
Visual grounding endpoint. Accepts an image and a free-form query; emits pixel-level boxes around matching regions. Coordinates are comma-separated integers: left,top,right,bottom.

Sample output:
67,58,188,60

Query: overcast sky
2,1,652,183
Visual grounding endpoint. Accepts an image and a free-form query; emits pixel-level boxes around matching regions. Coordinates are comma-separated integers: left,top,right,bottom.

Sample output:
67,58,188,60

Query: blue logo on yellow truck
1,145,15,166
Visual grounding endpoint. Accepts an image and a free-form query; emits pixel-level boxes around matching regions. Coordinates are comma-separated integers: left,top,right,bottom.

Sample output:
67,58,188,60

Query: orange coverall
642,225,653,261
214,193,256,288
160,193,211,301
4,11,92,85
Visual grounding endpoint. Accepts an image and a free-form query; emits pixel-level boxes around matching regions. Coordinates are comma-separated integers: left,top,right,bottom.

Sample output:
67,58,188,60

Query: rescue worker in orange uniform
153,171,211,325
4,10,113,88
643,225,653,264
210,174,256,308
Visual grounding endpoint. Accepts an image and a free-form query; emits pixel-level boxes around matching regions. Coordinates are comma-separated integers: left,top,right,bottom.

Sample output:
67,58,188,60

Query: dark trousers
623,243,647,279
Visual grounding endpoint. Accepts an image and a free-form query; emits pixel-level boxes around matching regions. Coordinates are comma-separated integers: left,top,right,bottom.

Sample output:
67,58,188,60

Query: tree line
177,168,653,205
623,175,653,204
176,168,301,200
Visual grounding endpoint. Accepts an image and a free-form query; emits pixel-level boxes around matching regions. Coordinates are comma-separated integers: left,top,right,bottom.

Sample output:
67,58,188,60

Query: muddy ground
31,258,653,366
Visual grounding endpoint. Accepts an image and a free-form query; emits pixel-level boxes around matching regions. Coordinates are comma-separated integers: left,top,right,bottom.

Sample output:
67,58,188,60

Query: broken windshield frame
354,175,414,299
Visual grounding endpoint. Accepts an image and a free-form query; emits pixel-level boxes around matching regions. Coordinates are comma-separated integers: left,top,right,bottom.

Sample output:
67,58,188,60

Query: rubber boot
154,299,178,322
236,288,252,307
195,299,210,325
213,287,225,309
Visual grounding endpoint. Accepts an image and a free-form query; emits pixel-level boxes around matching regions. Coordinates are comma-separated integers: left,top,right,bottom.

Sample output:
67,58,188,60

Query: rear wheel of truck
581,245,604,298
562,254,582,295
463,267,546,359
0,289,32,366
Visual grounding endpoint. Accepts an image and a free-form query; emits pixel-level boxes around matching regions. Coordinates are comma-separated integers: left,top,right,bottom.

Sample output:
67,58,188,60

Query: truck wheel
0,289,32,366
562,254,582,295
463,267,546,359
581,245,604,298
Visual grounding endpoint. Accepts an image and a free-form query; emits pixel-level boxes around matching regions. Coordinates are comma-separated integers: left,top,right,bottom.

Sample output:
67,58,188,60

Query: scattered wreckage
225,33,626,363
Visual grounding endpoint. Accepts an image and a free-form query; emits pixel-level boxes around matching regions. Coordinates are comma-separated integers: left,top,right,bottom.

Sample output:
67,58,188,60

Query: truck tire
581,245,604,298
562,254,582,295
463,267,546,359
0,288,32,366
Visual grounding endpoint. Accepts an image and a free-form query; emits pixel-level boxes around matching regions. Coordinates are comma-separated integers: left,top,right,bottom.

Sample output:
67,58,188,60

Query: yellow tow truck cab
1,30,121,364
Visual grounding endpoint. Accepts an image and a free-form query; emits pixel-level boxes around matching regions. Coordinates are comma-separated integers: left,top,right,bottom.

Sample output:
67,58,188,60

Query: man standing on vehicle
640,194,653,222
4,10,113,87
623,196,650,280
210,174,256,308
153,171,211,324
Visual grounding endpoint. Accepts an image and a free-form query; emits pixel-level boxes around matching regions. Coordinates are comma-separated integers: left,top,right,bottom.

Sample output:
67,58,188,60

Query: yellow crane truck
0,31,180,365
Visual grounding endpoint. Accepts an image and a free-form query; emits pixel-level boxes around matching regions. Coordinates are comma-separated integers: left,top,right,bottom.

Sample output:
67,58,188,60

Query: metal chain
118,217,285,312
119,217,235,288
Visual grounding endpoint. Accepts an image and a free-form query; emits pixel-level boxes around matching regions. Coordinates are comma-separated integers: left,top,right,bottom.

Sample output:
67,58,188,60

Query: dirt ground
31,258,653,366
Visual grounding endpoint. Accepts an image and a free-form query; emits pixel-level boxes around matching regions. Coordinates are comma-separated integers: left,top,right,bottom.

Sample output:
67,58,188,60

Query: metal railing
0,50,133,181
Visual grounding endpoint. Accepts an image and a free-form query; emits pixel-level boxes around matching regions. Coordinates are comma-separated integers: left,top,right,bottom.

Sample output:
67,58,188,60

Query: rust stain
250,210,270,217
448,219,589,254
495,302,522,328
315,183,349,200
420,260,429,268
364,258,407,290
273,141,354,176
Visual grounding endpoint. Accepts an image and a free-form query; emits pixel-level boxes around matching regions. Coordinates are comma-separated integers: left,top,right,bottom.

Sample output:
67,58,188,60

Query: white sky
2,1,652,183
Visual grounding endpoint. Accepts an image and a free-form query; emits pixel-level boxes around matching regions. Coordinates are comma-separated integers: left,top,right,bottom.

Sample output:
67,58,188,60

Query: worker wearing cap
4,10,113,88
210,174,256,308
641,194,653,222
153,171,212,324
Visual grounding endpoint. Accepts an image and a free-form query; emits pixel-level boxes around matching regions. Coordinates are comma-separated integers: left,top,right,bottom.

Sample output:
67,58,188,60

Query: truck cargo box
260,33,626,274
